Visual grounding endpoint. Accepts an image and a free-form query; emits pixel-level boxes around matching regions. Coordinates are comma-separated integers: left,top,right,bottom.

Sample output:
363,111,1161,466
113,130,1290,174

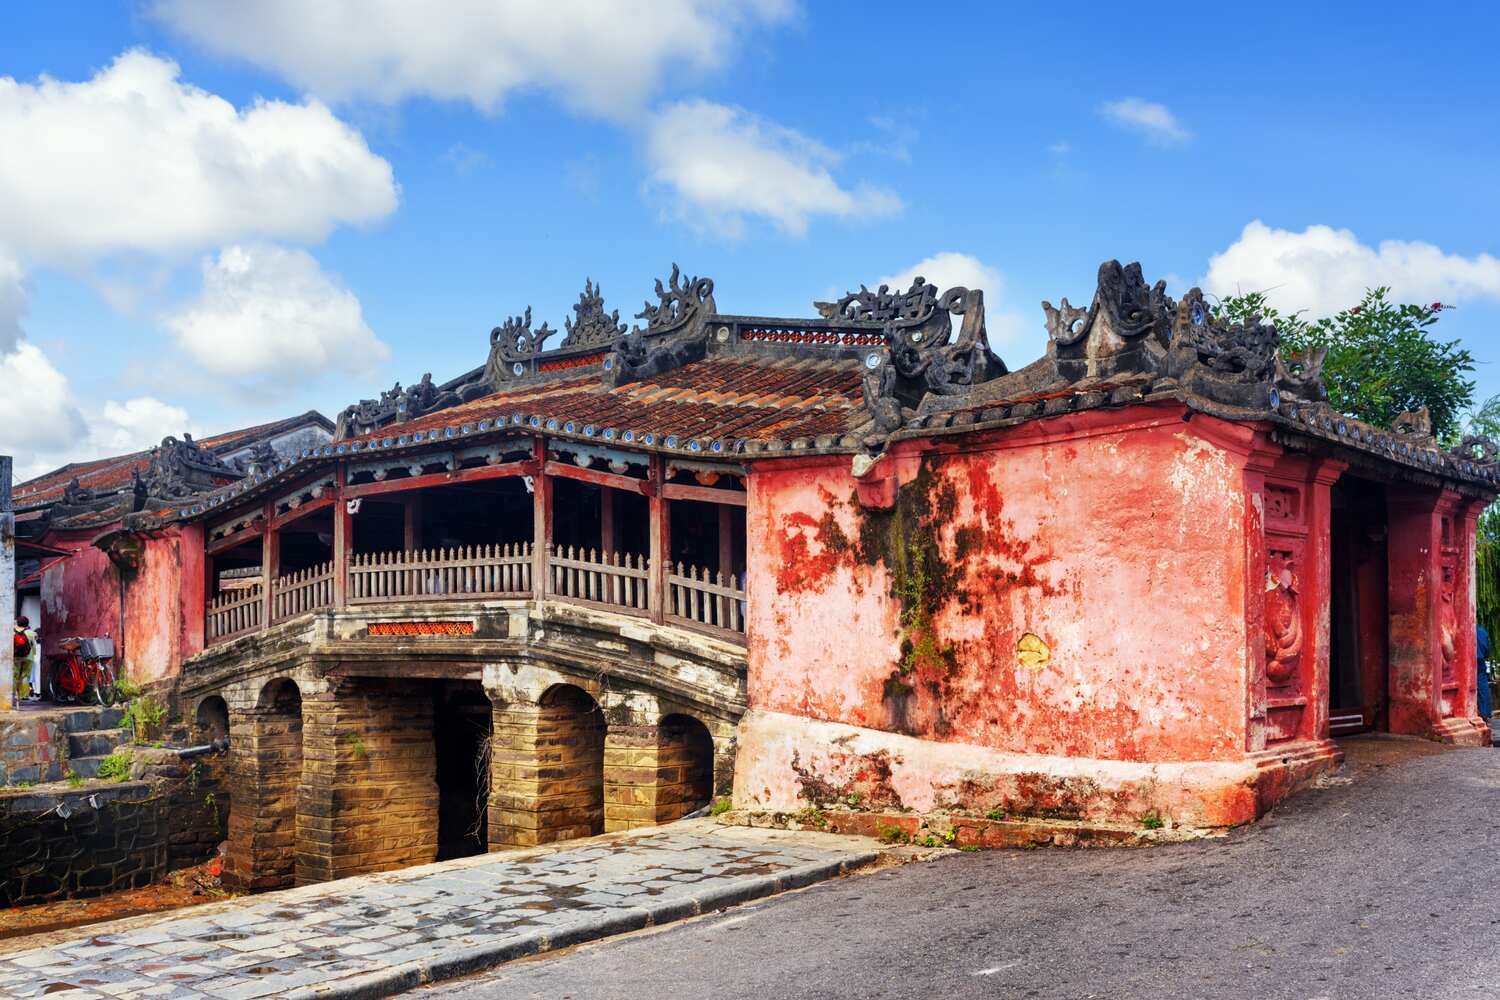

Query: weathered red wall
40,523,203,686
746,405,1253,765
123,525,204,683
39,532,121,666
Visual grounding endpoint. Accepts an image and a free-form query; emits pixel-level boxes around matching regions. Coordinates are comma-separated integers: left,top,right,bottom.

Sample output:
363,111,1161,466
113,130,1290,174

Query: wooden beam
206,519,266,557
661,483,748,507
270,494,336,531
343,460,536,499
543,460,651,496
532,439,550,599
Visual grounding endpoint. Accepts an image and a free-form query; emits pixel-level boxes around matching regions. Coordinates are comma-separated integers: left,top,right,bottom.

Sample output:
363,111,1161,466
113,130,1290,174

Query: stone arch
194,694,230,741
224,677,304,892
658,713,715,820
257,676,302,712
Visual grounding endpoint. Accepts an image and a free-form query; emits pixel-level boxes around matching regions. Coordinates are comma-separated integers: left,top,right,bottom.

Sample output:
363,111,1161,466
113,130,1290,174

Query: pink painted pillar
1387,487,1444,737
1386,487,1487,743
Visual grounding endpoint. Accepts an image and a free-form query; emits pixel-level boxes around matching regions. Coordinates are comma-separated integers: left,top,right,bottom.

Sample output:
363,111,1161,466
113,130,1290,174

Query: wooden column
600,487,615,556
648,455,669,624
403,493,423,552
717,504,734,579
261,501,279,630
333,465,351,608
532,438,550,599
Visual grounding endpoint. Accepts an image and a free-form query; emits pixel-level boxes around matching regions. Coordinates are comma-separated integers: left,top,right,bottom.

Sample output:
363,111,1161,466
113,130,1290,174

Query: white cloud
872,252,1030,349
0,340,196,482
645,99,901,236
876,252,1003,300
151,0,796,120
1201,220,1500,316
0,249,27,354
0,342,87,457
0,49,397,266
92,398,199,456
1099,97,1190,146
165,243,389,382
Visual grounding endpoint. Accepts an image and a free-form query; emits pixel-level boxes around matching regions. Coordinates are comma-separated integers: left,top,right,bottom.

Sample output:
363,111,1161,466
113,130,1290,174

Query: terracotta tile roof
342,356,863,452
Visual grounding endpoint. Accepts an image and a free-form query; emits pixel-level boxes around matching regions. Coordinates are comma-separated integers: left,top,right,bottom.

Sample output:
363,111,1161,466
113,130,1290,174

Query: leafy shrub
96,751,133,783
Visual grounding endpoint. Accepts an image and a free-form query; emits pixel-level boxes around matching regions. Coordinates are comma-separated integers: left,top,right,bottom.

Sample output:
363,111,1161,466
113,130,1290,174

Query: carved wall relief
1264,546,1304,686
1264,485,1299,523
1439,560,1459,692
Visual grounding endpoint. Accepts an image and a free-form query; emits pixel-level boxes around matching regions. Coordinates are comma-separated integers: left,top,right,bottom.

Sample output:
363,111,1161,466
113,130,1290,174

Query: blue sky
2,1,1499,479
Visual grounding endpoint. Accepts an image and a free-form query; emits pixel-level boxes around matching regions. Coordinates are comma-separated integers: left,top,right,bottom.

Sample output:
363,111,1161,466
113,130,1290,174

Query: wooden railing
207,585,262,644
271,561,334,623
349,544,533,603
206,544,746,645
667,563,746,636
546,545,651,613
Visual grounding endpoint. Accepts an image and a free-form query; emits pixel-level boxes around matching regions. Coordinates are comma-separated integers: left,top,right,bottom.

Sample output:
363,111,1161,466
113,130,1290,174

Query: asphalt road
422,737,1500,1000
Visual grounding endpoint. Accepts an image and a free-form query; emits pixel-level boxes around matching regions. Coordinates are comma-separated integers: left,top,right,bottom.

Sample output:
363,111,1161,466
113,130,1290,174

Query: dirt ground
0,858,234,944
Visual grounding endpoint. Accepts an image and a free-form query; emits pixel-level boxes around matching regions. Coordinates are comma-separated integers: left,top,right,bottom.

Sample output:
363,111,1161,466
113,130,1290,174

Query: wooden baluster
694,565,704,623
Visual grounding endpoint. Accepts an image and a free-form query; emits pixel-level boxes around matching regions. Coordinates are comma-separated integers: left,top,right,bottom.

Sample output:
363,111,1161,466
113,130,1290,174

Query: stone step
68,755,105,779
67,728,129,759
59,706,125,734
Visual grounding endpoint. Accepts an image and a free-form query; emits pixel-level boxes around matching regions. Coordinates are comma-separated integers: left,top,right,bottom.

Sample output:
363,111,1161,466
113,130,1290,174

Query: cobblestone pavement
0,821,879,1000
428,737,1500,1000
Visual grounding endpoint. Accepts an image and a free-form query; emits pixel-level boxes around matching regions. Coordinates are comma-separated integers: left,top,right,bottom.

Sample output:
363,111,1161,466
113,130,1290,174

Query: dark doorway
433,681,493,860
1329,477,1390,735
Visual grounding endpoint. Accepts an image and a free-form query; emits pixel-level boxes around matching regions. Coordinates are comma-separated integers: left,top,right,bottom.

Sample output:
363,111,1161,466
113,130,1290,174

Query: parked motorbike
48,637,118,706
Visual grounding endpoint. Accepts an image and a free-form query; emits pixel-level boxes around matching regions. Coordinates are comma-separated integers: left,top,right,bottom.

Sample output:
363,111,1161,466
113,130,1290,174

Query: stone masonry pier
178,598,744,891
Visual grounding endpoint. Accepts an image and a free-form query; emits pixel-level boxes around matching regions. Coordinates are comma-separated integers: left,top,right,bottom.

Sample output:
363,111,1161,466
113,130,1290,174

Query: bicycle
48,637,118,706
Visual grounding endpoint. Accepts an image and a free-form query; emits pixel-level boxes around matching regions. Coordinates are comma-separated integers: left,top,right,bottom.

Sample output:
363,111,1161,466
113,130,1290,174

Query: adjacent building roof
14,410,333,532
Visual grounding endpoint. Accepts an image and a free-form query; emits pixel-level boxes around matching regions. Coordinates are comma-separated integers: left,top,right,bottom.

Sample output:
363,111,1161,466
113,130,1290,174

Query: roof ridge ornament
486,307,557,386
607,264,717,386
334,373,461,439
634,264,715,334
1044,260,1328,412
137,433,243,504
561,279,627,349
1391,406,1434,439
849,276,1008,449
816,279,939,327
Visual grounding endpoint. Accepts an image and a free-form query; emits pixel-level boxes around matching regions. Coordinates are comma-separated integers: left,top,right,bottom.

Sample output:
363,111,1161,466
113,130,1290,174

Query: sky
2,1,1499,481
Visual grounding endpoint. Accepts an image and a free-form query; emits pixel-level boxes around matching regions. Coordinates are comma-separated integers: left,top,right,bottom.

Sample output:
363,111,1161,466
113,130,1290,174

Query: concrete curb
280,851,881,1000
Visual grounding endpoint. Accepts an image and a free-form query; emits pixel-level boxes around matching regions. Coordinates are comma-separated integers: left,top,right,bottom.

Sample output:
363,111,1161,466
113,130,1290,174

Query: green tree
1460,394,1500,545
1215,288,1476,440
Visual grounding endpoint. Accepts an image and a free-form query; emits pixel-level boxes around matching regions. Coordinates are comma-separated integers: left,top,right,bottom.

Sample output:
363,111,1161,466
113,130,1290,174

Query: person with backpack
12,616,37,705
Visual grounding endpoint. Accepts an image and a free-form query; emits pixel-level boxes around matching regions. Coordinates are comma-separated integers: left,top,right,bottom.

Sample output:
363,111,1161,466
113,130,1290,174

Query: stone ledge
718,808,1202,848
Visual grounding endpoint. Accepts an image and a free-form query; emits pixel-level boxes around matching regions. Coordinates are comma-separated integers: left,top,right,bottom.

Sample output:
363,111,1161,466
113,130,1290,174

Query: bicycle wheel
88,662,118,706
